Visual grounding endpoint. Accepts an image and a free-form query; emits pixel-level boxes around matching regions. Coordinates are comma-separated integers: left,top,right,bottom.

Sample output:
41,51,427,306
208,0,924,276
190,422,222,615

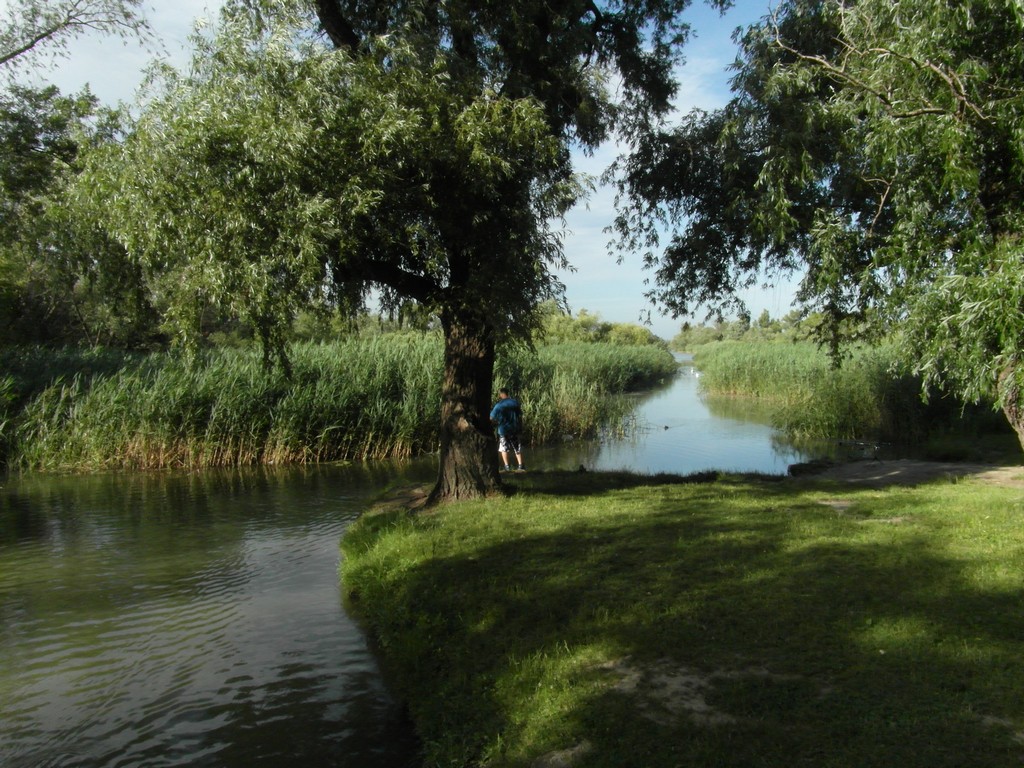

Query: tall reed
496,342,677,443
692,341,825,401
0,375,15,463
692,340,993,443
9,337,676,471
537,342,678,392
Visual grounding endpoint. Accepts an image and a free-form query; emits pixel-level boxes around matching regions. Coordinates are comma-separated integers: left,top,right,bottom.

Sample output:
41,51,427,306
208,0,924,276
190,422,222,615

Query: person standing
490,387,524,472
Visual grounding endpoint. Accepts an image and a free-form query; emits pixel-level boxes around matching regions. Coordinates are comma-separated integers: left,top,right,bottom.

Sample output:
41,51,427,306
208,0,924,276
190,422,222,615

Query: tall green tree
81,0,721,501
617,0,1024,448
0,85,85,343
0,0,158,345
0,84,156,345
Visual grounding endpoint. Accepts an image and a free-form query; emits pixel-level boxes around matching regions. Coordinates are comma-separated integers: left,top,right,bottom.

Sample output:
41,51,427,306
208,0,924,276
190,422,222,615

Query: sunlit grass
343,471,1024,767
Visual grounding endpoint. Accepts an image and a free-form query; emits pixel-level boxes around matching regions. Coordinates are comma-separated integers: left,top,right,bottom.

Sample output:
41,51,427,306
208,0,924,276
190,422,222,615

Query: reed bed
8,337,677,471
692,340,993,443
536,342,678,393
692,340,826,400
499,342,678,444
0,375,13,460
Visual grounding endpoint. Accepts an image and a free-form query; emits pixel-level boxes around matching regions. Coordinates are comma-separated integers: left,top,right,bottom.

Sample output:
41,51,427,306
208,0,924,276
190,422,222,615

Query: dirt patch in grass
534,658,821,767
594,657,829,729
788,458,1024,489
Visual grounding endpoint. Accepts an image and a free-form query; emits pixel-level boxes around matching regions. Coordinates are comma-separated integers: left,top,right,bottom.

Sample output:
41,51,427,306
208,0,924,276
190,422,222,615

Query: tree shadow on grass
362,475,1024,767
501,468,725,497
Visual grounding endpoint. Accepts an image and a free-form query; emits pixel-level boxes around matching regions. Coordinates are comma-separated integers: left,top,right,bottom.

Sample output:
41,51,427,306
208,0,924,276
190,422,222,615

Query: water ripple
1,463,425,768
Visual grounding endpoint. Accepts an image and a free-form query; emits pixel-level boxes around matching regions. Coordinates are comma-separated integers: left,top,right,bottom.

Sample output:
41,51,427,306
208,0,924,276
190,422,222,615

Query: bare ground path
789,458,1024,489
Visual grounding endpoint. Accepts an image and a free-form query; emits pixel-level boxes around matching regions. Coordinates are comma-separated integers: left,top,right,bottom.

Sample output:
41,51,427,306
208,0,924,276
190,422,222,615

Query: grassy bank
342,470,1024,767
3,338,676,471
693,341,1009,446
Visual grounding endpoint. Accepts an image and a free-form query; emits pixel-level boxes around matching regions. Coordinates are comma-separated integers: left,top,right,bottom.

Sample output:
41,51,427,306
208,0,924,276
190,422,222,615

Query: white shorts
499,434,522,454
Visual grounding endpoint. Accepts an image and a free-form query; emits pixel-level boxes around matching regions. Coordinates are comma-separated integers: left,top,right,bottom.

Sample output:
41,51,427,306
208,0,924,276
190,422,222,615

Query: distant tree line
533,303,666,347
670,309,836,350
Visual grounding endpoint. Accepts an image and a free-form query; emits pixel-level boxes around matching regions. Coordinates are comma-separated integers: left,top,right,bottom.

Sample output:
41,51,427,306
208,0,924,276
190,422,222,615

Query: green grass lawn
341,470,1024,768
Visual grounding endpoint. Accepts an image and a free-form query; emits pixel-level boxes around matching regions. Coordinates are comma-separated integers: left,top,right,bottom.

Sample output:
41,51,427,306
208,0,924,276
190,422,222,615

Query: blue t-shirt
490,397,522,436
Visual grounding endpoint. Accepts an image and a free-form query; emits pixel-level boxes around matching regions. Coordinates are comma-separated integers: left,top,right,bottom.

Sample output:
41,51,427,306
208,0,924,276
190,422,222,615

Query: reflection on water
0,357,818,768
534,355,813,476
0,463,434,768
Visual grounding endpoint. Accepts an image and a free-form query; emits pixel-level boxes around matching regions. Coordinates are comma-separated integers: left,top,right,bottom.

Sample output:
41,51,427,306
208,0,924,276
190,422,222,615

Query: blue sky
558,1,800,338
41,0,795,340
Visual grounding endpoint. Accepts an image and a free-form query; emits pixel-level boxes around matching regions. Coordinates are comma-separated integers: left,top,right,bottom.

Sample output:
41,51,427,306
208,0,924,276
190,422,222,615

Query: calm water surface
0,463,434,768
538,355,812,475
0,358,812,768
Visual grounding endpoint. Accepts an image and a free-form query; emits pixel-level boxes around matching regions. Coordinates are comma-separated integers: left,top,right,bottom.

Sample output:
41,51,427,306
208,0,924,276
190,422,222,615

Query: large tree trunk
428,306,502,504
998,366,1024,453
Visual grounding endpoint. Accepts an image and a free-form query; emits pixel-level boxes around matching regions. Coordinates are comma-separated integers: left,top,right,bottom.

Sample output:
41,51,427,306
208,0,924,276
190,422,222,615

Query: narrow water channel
537,354,811,475
0,358,812,768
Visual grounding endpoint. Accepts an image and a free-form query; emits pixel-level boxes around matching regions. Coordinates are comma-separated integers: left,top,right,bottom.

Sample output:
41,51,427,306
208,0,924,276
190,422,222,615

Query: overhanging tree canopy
616,0,1024,448
0,84,154,345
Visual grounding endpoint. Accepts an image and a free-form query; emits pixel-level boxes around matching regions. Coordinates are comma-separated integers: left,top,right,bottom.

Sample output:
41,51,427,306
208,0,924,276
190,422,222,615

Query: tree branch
0,23,66,67
767,6,988,123
1,0,150,70
333,253,439,305
862,175,894,236
864,46,988,121
314,0,359,52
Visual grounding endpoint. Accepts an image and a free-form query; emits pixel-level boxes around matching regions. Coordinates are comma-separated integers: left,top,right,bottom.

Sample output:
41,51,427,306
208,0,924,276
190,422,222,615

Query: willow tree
616,0,1024,449
82,0,716,501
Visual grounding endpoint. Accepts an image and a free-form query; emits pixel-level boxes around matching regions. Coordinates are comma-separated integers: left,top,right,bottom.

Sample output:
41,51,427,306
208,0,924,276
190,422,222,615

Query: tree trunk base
428,308,503,504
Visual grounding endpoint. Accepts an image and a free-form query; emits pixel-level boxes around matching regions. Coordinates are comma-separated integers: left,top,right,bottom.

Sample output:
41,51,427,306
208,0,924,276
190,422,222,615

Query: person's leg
513,436,524,471
499,450,511,470
498,435,511,470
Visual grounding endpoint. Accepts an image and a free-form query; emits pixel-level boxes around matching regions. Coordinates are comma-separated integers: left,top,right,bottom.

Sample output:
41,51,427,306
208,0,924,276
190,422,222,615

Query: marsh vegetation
689,339,1014,458
1,335,677,471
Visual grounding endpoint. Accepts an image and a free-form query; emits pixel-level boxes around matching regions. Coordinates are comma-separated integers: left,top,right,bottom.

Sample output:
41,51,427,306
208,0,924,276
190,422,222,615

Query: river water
0,464,433,768
0,360,812,768
537,355,810,475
